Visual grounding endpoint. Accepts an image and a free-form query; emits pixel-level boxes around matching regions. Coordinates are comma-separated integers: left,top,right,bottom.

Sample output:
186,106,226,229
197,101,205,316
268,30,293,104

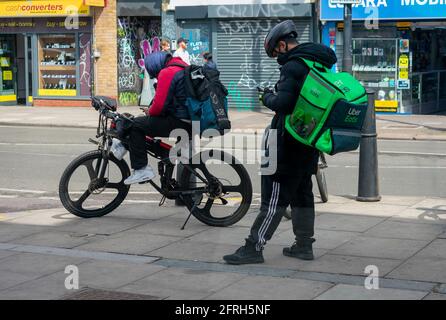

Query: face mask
275,41,290,65
277,50,289,65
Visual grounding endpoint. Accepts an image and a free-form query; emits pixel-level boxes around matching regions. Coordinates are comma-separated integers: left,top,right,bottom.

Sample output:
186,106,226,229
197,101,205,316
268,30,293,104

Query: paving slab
55,216,146,235
118,268,244,300
297,254,402,277
73,260,166,290
0,250,17,261
75,232,181,255
315,284,427,300
375,196,426,207
0,271,74,300
5,208,77,227
0,252,87,278
363,220,445,241
0,223,50,242
414,239,446,259
331,236,429,260
131,216,211,237
148,239,241,263
270,228,360,250
186,227,251,246
206,275,333,300
109,203,180,220
0,270,41,292
387,256,446,284
326,203,407,217
392,207,446,224
13,231,105,249
315,213,386,232
423,293,446,300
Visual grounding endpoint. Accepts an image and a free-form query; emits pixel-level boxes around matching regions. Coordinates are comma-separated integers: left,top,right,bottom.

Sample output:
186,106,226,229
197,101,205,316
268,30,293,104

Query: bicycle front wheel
59,150,131,218
179,150,252,227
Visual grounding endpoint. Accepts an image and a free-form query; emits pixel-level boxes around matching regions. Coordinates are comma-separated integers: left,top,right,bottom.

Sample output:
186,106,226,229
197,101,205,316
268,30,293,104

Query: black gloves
258,87,274,107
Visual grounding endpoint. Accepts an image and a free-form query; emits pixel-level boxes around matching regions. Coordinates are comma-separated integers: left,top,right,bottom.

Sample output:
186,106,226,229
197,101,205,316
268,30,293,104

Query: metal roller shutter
216,18,312,110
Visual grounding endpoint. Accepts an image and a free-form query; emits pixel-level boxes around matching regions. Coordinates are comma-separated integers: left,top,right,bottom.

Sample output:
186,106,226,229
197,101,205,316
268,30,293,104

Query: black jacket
262,43,337,176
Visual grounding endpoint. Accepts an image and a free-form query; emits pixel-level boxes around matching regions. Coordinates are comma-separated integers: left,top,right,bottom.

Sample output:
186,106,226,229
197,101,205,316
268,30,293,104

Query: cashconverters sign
320,0,446,20
0,1,90,17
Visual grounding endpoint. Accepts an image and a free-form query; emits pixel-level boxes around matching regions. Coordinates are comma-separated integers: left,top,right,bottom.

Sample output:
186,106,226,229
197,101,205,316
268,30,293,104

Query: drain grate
61,288,161,300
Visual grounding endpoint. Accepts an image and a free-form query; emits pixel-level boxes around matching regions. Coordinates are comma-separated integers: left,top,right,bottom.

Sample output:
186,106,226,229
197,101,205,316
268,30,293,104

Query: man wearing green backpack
223,20,337,265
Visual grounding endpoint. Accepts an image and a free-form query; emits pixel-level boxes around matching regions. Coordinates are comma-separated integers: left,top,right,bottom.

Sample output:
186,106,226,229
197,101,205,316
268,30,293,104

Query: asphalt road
0,125,445,213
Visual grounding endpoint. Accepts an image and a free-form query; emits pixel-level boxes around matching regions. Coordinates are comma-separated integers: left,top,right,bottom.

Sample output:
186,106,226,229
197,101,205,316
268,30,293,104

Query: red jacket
149,57,189,119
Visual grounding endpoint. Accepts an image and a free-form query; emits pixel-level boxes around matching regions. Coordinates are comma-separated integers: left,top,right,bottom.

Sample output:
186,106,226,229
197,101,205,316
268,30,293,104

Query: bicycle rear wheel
179,150,252,227
316,168,328,203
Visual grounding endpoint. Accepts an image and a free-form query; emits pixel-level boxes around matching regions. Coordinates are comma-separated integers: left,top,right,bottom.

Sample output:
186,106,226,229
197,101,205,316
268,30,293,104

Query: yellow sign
0,94,16,102
0,1,90,17
2,70,13,81
399,54,409,68
38,89,77,96
375,100,398,108
399,68,409,80
84,0,105,6
397,22,412,28
0,57,10,67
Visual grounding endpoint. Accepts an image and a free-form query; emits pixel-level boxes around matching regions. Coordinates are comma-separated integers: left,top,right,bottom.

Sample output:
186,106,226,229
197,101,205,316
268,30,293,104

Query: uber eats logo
344,108,361,123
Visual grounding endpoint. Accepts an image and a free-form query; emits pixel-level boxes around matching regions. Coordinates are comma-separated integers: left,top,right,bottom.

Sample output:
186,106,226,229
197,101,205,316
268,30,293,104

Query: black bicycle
58,96,252,227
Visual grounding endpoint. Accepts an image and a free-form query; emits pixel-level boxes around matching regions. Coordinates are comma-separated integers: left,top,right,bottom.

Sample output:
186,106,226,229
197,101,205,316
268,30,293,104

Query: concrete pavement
0,105,445,140
0,195,445,300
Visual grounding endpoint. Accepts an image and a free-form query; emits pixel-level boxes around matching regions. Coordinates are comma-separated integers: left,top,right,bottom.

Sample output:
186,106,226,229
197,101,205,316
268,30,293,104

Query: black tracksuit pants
128,115,191,170
247,173,315,252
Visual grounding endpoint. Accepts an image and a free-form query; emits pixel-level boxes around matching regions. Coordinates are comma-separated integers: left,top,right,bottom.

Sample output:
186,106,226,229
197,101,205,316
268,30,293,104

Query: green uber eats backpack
285,58,368,155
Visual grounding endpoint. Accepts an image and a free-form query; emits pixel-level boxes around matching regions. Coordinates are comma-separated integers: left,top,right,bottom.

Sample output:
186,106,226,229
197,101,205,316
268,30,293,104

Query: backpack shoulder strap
292,57,329,73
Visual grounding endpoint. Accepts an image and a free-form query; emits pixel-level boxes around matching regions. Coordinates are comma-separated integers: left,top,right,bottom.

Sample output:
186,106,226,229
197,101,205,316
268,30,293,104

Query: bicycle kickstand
180,193,201,230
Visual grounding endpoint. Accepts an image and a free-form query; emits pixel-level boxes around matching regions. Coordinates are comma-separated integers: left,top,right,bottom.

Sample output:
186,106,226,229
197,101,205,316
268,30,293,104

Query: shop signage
330,0,361,4
399,55,409,68
2,70,13,81
0,1,90,18
0,18,91,33
84,0,105,7
397,79,411,90
321,0,446,20
399,68,409,80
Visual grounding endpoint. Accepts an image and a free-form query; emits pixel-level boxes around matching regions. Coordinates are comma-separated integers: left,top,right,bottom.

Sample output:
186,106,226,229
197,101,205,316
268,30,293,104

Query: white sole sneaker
124,166,156,185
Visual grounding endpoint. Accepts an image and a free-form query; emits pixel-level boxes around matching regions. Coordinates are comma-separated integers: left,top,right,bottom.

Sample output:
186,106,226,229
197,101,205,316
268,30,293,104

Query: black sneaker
283,239,315,261
223,242,264,265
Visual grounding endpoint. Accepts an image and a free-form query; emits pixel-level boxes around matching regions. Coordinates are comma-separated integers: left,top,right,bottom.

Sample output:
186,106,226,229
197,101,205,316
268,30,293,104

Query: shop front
0,1,94,106
174,2,317,110
320,0,446,114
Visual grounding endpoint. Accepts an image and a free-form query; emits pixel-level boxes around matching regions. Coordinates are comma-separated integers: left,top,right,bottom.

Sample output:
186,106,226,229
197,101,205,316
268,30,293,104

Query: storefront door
0,34,34,106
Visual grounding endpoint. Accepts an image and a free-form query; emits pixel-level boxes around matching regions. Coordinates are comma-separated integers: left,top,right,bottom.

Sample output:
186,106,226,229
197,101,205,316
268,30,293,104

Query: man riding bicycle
111,51,191,185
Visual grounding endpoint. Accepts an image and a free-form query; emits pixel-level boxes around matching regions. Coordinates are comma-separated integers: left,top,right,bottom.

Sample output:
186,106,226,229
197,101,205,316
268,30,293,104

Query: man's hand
140,107,150,116
258,87,274,107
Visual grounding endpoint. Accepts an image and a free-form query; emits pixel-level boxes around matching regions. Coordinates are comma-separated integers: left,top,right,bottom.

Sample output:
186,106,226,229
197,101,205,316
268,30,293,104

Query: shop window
0,35,15,102
38,34,77,96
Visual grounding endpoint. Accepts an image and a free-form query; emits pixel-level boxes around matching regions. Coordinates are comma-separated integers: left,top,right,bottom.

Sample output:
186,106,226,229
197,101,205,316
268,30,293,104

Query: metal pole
357,90,381,202
342,4,353,74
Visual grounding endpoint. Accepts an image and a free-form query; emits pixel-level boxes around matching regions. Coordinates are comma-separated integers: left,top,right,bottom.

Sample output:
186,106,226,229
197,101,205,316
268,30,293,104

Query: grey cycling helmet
264,20,298,58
